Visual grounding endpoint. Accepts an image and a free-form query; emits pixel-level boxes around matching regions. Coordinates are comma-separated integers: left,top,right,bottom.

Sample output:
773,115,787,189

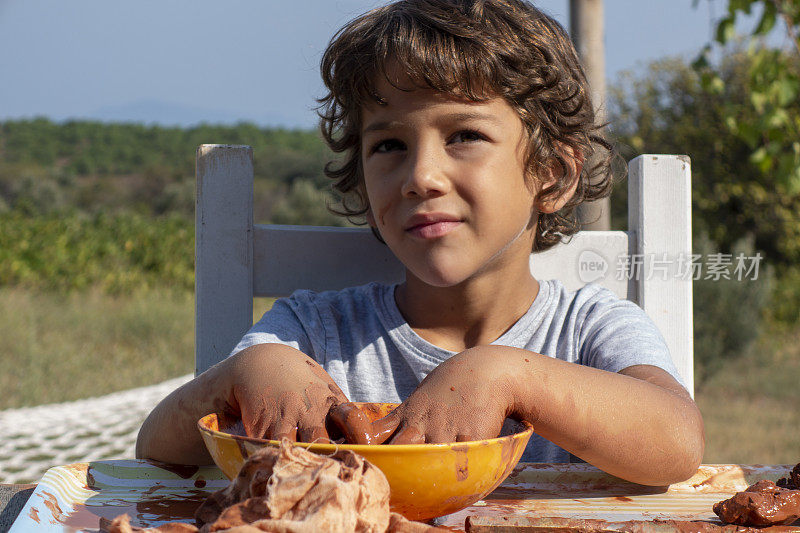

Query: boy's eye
449,130,484,144
371,139,405,154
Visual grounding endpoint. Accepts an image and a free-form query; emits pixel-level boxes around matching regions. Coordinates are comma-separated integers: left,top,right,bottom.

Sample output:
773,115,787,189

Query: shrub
269,179,351,227
0,209,194,293
693,232,773,388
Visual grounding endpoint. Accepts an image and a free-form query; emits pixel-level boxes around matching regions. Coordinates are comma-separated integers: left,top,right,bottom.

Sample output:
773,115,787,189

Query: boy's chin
406,266,473,289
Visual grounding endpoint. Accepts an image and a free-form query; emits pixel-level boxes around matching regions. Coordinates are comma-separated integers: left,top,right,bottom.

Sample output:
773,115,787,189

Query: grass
0,287,194,409
1,287,797,465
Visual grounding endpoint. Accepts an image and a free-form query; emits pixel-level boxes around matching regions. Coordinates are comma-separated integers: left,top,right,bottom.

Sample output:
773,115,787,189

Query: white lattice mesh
0,374,192,484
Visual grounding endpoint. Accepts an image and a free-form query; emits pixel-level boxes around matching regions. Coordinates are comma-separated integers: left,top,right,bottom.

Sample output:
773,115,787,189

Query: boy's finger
271,418,298,442
388,425,424,445
242,415,270,439
424,427,453,444
372,409,402,444
455,432,476,442
241,400,278,439
298,424,329,444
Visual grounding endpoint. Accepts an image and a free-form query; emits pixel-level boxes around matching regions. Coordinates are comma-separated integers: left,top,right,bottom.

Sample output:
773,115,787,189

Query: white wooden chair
195,145,694,394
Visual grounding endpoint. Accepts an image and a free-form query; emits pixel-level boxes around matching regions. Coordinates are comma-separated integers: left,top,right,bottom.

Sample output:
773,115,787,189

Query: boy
137,0,704,486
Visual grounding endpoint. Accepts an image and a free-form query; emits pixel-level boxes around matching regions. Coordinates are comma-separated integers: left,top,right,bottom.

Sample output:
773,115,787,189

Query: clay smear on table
63,491,209,530
465,515,800,533
102,439,444,532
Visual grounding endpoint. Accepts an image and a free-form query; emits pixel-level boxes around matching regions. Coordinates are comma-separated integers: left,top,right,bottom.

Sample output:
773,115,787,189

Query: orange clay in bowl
198,402,533,521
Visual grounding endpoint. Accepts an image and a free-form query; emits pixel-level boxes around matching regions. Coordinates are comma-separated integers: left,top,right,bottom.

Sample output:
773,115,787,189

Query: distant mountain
80,99,315,129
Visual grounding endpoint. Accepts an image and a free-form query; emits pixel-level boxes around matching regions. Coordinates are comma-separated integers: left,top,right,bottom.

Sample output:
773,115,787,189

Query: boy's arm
517,354,704,486
135,343,347,465
135,357,231,465
382,346,704,486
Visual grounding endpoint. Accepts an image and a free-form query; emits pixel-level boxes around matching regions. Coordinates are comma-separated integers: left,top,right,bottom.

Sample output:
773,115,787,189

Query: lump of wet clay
103,440,443,532
713,479,800,527
327,402,397,445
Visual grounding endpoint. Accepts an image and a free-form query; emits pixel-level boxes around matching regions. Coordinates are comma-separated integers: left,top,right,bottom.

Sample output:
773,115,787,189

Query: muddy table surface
436,463,800,531
5,462,799,532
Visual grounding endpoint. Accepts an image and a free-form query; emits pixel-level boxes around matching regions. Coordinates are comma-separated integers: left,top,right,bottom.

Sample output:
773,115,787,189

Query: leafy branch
693,0,800,193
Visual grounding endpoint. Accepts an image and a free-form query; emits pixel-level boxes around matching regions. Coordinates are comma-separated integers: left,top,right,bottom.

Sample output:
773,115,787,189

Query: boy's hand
226,344,348,442
136,343,347,464
379,348,518,444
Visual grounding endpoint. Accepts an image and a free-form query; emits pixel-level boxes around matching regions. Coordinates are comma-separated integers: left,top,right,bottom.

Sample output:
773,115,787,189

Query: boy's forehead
368,75,457,108
360,84,522,138
366,56,493,104
362,73,501,121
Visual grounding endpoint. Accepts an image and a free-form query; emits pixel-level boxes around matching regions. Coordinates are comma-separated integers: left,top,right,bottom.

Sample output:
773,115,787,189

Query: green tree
608,53,795,383
694,0,800,192
609,55,800,267
0,119,337,219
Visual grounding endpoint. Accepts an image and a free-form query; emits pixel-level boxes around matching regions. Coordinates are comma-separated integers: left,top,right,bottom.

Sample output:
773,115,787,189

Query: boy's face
360,75,543,288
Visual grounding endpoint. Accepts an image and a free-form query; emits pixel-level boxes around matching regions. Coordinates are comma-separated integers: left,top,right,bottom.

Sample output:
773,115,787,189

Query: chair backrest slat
253,225,404,296
528,230,631,300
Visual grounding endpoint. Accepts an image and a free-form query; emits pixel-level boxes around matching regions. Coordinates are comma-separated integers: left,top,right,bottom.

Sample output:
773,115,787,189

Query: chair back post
195,145,254,376
628,155,694,395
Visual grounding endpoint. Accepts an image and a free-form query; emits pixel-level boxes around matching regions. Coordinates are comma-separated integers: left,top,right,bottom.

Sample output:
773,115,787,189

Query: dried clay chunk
777,463,800,491
713,479,800,527
103,439,444,532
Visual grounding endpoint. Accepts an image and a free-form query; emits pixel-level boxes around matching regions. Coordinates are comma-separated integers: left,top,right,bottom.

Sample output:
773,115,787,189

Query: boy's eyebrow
444,112,505,126
362,112,503,134
362,120,401,135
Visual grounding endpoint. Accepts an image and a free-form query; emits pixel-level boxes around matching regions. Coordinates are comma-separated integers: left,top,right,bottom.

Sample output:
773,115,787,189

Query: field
0,287,194,408
695,323,800,464
2,288,797,464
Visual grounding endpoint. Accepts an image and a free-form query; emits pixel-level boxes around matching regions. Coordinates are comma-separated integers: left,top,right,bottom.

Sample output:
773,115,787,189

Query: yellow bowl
198,402,533,521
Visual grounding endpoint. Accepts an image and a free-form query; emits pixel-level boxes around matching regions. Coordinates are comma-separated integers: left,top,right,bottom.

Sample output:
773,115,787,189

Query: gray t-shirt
231,279,683,462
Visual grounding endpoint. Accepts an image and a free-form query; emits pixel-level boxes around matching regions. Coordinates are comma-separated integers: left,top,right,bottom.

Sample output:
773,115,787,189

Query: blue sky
1,0,728,129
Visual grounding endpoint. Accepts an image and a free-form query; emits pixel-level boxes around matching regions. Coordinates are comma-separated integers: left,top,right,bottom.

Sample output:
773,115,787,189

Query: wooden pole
570,0,611,231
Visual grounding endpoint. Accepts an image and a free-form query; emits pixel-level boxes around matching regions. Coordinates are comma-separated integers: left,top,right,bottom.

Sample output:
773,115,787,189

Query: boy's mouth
404,213,462,239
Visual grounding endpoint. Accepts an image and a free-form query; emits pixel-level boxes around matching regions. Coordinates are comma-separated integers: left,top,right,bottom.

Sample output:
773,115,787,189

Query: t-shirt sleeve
577,287,687,388
227,290,326,363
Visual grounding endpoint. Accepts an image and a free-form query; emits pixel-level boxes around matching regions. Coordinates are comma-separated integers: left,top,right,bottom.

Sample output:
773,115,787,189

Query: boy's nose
401,147,450,198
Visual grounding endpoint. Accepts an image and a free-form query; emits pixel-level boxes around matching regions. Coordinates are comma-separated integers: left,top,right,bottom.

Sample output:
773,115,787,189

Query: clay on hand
225,344,348,443
324,347,534,446
373,348,520,444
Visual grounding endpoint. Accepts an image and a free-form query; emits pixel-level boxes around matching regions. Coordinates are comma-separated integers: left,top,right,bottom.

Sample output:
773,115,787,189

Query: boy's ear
535,149,583,214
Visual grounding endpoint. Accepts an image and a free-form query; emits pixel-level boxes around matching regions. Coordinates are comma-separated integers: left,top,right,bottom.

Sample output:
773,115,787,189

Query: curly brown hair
318,0,614,252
